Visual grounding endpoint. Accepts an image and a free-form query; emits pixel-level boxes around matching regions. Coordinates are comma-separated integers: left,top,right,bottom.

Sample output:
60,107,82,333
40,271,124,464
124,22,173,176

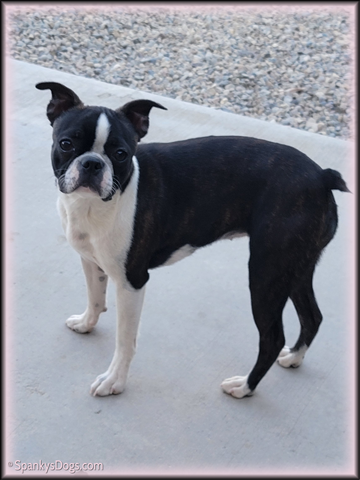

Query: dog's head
36,82,166,201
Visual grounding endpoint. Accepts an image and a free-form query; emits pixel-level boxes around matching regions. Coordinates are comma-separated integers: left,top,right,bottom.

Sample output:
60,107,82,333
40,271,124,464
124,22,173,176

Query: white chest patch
58,156,140,280
92,113,111,154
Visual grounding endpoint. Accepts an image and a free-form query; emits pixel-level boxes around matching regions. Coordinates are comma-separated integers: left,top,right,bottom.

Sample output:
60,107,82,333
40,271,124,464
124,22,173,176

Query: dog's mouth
55,152,118,201
77,184,103,198
77,181,102,195
57,174,114,200
77,182,114,202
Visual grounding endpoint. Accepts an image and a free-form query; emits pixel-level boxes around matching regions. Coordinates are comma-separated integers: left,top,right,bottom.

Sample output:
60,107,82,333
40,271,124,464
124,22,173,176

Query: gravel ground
7,5,354,139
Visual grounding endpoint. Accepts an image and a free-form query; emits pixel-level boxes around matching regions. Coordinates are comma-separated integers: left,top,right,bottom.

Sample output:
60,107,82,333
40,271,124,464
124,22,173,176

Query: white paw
66,313,96,333
221,375,254,398
90,370,126,397
277,345,307,368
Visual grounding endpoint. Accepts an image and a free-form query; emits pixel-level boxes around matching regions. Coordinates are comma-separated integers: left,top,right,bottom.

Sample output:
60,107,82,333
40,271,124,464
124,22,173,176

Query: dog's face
36,82,166,201
50,105,138,202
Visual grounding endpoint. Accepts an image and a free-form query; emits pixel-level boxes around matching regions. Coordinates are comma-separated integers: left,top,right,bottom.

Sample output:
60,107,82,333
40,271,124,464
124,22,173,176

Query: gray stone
7,6,352,140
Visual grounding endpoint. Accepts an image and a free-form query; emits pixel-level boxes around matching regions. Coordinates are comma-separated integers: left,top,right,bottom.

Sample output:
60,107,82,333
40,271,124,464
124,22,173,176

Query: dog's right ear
36,82,84,126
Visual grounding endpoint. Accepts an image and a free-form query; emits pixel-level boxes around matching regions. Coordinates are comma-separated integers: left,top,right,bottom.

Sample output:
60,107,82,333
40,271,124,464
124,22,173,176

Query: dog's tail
322,168,350,193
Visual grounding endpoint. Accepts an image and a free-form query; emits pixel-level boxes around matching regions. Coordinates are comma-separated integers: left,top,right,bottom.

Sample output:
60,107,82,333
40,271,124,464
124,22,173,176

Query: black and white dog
36,82,349,399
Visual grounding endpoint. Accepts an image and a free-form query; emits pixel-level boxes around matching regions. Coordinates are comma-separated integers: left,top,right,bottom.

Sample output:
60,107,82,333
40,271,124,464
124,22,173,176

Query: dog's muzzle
77,155,105,194
59,154,114,200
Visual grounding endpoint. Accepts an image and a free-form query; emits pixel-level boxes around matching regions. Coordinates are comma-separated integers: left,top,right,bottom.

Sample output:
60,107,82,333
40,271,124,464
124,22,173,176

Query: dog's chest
67,216,99,258
57,175,139,278
59,198,113,265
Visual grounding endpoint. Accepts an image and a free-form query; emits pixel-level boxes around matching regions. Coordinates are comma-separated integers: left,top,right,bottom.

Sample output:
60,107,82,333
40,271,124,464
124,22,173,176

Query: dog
36,82,349,398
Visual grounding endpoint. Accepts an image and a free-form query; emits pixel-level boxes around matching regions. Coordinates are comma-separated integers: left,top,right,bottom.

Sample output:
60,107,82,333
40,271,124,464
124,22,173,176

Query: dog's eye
114,149,127,162
60,139,74,152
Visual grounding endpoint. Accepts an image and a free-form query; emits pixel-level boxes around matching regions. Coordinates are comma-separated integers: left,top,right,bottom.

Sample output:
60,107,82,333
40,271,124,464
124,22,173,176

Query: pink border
3,2,357,477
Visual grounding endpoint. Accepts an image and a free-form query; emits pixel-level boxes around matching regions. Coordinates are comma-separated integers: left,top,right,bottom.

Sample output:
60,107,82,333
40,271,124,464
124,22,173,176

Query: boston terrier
36,82,349,399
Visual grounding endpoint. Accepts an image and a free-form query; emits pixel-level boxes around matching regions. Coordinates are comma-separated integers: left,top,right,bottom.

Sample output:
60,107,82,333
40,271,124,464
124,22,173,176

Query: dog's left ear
36,82,84,126
118,100,167,140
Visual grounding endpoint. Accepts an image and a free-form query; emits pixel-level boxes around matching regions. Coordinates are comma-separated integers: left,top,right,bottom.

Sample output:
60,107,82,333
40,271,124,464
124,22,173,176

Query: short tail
322,168,350,193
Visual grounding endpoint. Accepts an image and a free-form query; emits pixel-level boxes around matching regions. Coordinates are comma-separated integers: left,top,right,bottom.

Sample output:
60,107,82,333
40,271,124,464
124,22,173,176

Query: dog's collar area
101,166,133,202
117,160,135,197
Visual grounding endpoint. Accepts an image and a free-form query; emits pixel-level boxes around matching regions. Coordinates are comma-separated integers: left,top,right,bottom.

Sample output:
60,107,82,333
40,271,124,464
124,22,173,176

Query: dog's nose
80,157,103,173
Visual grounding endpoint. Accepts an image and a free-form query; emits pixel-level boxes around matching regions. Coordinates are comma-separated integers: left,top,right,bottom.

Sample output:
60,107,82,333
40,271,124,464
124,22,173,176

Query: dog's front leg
66,257,108,333
90,283,146,396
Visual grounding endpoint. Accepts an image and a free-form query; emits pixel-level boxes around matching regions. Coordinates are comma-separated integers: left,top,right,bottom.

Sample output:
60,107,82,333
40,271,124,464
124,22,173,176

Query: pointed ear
118,100,167,140
36,82,84,126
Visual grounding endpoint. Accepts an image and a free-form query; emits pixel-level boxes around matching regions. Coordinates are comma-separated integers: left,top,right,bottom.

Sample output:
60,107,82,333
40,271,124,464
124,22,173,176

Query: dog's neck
58,157,140,243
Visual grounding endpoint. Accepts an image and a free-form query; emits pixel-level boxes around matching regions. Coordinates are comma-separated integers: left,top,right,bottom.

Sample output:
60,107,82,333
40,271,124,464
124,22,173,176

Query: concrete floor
5,59,356,476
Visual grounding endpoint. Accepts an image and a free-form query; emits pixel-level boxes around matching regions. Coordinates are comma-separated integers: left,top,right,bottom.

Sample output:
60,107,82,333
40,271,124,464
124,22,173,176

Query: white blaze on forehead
92,113,111,154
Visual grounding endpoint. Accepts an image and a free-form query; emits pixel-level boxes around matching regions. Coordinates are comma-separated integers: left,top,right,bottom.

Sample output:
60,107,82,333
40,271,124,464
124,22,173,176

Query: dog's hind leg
66,257,108,333
222,248,290,398
277,265,322,368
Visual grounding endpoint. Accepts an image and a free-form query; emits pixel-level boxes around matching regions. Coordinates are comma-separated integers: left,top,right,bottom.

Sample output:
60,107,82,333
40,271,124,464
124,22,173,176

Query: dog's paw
221,375,254,399
277,345,306,368
66,313,95,333
90,371,126,397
